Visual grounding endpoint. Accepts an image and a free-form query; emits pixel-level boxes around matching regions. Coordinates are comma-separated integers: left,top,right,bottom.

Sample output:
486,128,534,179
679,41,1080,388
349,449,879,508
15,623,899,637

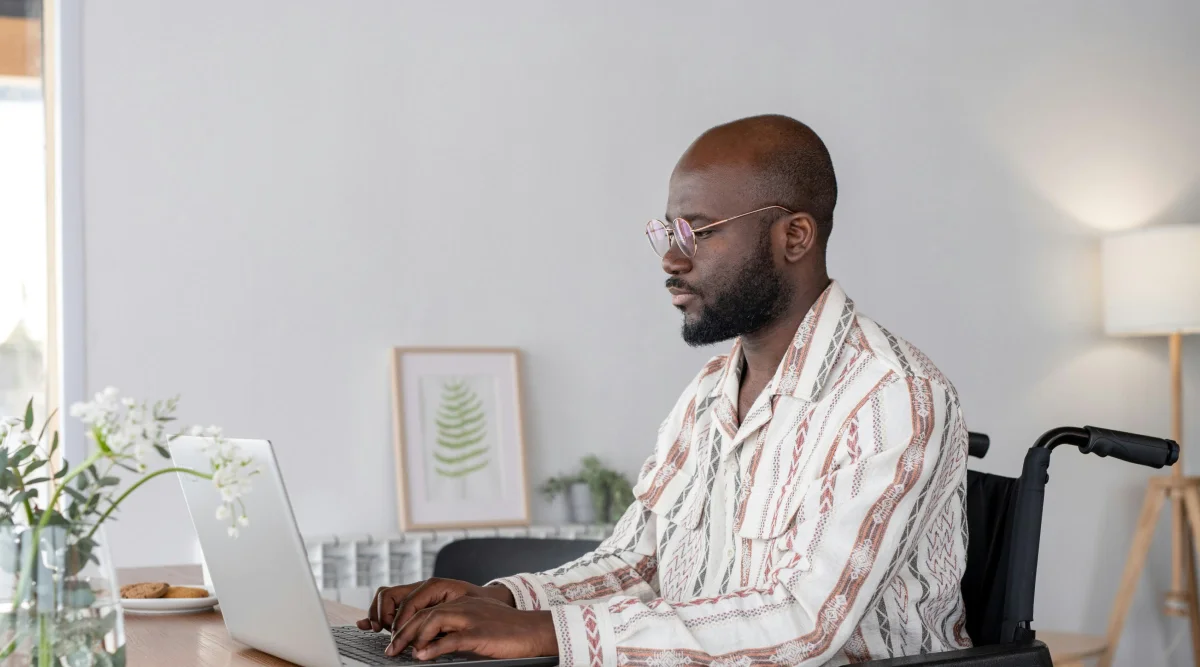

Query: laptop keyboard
332,626,475,665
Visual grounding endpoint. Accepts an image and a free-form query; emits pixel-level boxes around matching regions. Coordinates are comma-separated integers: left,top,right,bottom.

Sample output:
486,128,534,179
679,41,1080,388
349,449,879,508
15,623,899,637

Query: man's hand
355,578,516,633
387,596,557,659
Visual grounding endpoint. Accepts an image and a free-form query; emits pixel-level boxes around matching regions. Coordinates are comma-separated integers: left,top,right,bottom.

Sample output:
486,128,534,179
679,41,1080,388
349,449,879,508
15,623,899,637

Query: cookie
163,586,210,599
120,582,169,599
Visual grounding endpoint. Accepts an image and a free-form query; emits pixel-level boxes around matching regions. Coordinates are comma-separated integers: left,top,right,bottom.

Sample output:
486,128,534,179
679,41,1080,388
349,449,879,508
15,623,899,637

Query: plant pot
0,525,126,666
566,482,596,525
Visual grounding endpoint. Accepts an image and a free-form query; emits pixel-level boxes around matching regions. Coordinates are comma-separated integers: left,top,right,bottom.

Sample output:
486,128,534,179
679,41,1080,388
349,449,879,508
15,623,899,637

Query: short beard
680,234,793,347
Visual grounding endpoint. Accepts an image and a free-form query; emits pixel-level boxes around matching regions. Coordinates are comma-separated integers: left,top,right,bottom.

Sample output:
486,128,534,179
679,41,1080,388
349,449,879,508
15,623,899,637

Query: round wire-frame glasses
644,205,795,258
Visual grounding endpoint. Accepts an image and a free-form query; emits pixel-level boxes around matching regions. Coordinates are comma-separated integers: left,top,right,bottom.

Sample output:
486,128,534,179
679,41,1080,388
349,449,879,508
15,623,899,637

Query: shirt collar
712,280,856,407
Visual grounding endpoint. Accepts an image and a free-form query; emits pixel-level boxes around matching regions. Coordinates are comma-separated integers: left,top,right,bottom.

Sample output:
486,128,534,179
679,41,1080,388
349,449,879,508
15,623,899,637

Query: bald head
674,115,838,242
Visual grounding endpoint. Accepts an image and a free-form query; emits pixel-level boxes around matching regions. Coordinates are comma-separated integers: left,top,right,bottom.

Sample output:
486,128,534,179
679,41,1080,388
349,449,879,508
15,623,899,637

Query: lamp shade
1101,225,1200,336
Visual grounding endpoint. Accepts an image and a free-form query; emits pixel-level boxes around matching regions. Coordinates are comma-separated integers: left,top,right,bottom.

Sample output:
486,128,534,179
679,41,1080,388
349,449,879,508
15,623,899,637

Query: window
0,0,51,421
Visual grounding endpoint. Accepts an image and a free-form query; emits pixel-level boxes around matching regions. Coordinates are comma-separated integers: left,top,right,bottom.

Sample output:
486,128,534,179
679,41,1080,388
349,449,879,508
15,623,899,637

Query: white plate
120,586,217,614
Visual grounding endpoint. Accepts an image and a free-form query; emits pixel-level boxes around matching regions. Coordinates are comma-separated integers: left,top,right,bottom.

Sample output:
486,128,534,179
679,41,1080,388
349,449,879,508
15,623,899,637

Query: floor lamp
1100,224,1200,667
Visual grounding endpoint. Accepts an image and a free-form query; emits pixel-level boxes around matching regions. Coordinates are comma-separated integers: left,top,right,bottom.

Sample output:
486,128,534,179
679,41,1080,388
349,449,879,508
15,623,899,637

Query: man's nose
661,243,692,275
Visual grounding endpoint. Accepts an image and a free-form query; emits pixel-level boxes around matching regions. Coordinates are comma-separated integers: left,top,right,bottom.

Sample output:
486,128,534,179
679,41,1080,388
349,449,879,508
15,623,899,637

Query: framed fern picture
390,347,531,530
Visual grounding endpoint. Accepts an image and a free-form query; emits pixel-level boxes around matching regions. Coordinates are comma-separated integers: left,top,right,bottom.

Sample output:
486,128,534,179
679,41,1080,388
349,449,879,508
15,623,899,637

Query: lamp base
1103,476,1200,667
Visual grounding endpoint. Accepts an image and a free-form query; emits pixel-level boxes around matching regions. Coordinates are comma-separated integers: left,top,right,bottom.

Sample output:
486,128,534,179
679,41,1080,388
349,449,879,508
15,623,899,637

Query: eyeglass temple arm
689,205,796,233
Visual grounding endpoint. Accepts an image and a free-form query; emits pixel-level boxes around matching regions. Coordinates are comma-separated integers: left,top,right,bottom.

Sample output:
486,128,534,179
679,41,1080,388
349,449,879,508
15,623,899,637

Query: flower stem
14,449,104,604
84,467,211,540
8,463,35,525
38,613,51,665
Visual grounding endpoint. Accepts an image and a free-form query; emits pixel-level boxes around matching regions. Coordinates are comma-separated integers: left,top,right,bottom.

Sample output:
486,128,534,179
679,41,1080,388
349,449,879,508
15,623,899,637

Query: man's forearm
484,582,517,607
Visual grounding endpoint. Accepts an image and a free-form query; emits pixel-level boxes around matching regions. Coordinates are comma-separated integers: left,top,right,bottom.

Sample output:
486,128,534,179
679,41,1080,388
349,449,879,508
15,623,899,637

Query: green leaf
12,489,37,505
49,432,59,456
23,458,47,476
65,486,87,503
87,465,99,481
23,399,33,431
98,476,121,487
0,448,7,471
54,461,69,479
76,474,89,490
43,511,69,527
113,460,140,474
36,408,58,446
85,494,100,513
154,444,171,459
24,477,49,485
11,445,36,464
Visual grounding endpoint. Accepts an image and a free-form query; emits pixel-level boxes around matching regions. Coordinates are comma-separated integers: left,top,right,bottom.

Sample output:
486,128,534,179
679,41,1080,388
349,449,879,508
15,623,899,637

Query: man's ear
780,213,818,264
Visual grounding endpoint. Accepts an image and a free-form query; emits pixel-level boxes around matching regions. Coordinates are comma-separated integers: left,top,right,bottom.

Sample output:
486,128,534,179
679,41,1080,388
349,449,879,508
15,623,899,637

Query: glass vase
0,525,126,666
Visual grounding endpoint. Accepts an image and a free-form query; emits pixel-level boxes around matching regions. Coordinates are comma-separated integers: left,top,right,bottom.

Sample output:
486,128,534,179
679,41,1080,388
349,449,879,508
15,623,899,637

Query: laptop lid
172,436,342,667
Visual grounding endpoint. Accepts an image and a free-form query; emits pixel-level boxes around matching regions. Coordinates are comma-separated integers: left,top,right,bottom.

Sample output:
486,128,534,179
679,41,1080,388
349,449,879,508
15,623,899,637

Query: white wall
80,1,1200,664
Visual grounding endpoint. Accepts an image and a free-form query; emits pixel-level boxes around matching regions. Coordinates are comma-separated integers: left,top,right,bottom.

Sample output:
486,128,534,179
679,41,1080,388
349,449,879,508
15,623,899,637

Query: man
359,115,971,665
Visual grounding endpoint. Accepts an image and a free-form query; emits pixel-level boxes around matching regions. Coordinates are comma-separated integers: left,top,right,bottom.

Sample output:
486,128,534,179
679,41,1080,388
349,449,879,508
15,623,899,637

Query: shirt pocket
734,444,819,542
632,452,704,531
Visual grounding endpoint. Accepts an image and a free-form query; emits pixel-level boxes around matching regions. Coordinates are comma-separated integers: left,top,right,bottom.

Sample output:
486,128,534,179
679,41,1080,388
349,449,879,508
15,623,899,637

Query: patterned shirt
493,281,971,666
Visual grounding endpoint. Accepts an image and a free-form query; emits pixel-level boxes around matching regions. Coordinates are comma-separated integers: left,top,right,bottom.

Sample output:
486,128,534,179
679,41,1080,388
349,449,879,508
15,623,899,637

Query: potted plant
539,456,634,525
1,388,257,666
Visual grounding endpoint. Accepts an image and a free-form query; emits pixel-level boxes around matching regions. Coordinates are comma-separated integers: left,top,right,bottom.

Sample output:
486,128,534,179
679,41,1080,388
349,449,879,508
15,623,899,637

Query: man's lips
668,286,697,307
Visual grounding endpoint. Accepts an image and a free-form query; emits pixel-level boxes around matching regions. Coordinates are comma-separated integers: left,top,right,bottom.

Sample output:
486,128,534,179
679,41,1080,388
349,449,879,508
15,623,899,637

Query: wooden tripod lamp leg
1172,490,1191,615
1101,481,1168,667
1179,487,1200,667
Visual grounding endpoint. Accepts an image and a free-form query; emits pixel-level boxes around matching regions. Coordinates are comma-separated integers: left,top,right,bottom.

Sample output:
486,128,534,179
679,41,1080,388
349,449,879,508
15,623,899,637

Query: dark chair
862,427,1178,666
432,537,602,586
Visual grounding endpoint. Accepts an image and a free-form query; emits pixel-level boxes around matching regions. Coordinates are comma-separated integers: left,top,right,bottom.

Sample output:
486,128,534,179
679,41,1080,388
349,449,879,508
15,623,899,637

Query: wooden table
120,566,1109,666
119,565,366,666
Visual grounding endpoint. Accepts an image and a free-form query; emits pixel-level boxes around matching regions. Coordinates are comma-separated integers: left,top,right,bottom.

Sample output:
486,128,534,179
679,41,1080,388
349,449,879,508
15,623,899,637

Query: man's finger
392,580,451,634
376,587,396,631
411,607,462,651
388,607,433,657
416,632,466,661
362,586,388,632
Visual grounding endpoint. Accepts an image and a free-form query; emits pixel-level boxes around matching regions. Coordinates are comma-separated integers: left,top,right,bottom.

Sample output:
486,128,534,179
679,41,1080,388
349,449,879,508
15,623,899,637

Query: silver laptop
172,436,559,667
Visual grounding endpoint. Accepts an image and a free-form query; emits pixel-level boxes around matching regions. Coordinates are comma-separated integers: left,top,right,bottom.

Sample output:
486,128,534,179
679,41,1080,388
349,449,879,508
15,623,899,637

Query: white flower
61,388,255,541
190,425,222,439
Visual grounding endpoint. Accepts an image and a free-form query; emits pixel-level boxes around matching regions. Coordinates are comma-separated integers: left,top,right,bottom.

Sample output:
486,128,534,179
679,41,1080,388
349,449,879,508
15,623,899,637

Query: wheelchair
859,426,1179,666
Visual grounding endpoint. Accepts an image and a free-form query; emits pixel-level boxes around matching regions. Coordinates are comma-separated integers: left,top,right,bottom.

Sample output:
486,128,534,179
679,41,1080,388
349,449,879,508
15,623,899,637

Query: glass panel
0,0,48,419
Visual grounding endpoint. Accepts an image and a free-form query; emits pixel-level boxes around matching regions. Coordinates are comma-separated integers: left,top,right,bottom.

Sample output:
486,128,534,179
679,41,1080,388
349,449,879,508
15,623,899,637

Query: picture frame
389,347,531,531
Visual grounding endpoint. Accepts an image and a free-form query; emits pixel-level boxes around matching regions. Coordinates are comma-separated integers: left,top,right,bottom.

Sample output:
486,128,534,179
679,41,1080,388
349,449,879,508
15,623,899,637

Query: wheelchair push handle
1081,426,1179,469
1003,425,1180,644
967,432,990,458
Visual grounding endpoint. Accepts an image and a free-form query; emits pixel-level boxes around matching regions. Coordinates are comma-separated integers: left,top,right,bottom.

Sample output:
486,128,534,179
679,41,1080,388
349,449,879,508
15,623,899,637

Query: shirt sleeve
488,360,725,612
488,493,660,610
549,375,969,667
